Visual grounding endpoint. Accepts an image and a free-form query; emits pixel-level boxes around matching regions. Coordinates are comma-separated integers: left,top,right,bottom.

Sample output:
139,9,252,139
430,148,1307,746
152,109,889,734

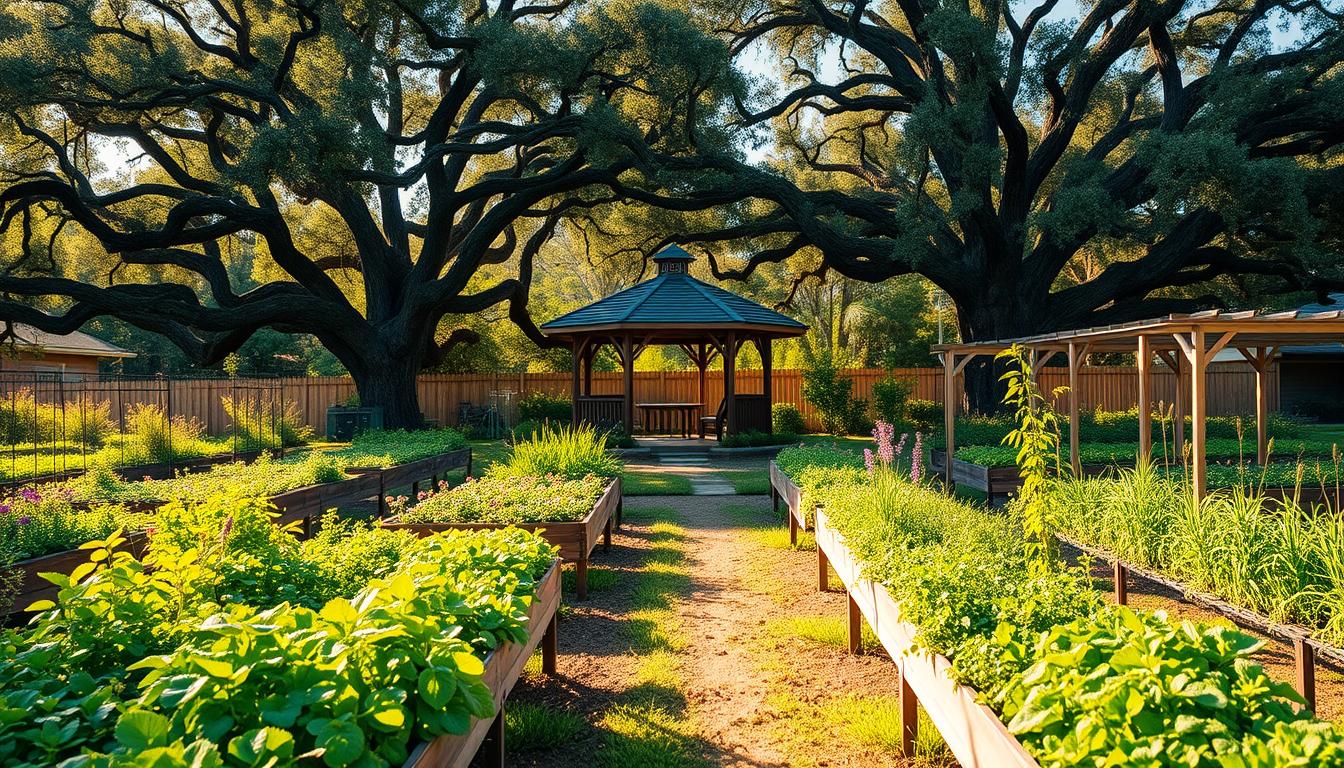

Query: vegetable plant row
926,409,1307,450
0,430,471,611
791,445,1344,767
950,436,1341,469
381,426,625,599
0,495,560,767
1048,464,1344,646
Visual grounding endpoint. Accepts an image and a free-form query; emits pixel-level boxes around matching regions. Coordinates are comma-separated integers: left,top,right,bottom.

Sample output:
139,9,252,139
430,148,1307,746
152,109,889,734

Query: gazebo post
622,333,635,437
583,341,594,396
570,338,582,425
761,337,773,428
1255,349,1271,466
1188,329,1208,504
700,343,710,403
1137,335,1151,464
724,332,737,436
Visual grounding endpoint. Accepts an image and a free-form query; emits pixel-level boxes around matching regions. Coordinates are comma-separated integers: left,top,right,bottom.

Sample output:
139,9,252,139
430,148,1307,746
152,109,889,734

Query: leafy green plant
67,451,347,505
904,399,942,431
0,513,558,767
802,349,862,435
494,424,622,480
952,436,1341,469
996,344,1065,574
772,403,806,435
872,374,914,425
123,403,210,464
995,607,1327,768
391,474,607,524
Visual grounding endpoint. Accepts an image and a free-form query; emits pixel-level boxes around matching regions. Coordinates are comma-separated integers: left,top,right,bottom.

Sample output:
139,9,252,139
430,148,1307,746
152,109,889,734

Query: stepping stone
691,480,736,495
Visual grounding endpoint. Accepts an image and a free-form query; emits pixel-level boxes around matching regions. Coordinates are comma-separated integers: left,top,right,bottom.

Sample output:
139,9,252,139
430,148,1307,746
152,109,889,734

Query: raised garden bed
381,477,622,599
404,560,561,768
346,446,473,516
6,532,149,615
930,448,1112,499
814,508,1040,768
268,471,383,531
768,460,807,545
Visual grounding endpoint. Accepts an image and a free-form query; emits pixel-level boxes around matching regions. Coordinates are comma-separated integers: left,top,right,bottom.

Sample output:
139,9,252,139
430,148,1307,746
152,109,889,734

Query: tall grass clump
494,424,623,480
1048,463,1344,644
0,390,114,447
221,396,311,449
120,403,209,464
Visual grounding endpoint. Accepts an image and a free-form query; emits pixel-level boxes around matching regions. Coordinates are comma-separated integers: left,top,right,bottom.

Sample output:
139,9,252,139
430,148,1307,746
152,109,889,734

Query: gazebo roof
540,246,807,338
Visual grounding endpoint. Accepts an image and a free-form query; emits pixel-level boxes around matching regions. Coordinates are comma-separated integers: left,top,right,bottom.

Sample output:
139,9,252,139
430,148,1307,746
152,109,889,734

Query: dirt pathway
507,494,925,767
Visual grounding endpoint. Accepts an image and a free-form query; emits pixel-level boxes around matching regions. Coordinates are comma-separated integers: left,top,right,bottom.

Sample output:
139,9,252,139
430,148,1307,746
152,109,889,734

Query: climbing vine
996,345,1067,574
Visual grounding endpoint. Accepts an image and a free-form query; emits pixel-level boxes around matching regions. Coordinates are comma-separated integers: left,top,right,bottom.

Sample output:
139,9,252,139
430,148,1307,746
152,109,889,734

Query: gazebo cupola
540,245,808,438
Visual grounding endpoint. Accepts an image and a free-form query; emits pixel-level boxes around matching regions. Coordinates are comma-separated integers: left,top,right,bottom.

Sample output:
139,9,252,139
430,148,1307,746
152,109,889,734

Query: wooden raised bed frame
345,447,473,516
814,508,1041,768
381,477,622,600
403,561,561,768
768,461,807,546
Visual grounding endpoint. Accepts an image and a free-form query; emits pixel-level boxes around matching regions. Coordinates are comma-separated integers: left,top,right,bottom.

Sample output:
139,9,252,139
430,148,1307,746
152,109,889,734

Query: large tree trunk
347,346,427,430
958,292,1036,414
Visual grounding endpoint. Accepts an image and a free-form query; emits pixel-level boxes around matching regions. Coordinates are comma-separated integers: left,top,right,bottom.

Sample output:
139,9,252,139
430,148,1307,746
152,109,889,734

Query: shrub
872,374,914,425
905,399,942,431
802,350,860,435
772,402,806,435
494,424,623,480
719,429,798,448
517,392,572,423
391,474,608,524
221,395,312,448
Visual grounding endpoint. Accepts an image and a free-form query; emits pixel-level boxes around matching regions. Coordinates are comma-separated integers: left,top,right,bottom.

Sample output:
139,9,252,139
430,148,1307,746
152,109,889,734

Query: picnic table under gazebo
540,246,807,438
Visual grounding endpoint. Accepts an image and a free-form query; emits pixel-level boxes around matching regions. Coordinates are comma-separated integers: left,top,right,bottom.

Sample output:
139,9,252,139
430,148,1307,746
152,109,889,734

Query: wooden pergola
932,309,1344,504
539,247,807,438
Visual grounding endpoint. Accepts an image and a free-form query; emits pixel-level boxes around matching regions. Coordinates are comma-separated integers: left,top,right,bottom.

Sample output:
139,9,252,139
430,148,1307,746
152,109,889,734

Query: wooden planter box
814,509,1040,768
269,472,384,532
930,449,1115,499
769,461,808,546
7,531,149,615
381,478,621,600
403,561,561,768
346,447,473,516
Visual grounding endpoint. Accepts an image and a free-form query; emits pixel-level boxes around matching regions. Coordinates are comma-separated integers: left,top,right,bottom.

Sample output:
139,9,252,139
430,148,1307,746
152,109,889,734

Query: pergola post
1189,329,1208,503
1173,351,1186,458
1068,341,1082,477
1241,347,1273,466
622,333,635,436
1137,335,1151,464
724,332,738,436
942,351,956,488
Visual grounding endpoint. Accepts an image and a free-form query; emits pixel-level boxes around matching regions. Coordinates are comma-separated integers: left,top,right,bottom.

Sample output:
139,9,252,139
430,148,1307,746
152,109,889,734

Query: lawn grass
765,615,879,652
725,504,816,551
562,565,619,594
622,469,694,495
718,467,769,494
505,702,588,753
821,695,949,763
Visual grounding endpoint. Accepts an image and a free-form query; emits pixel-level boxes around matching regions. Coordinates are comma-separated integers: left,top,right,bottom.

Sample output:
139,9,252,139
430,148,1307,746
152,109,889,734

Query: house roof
540,246,807,338
1279,293,1344,357
4,324,136,358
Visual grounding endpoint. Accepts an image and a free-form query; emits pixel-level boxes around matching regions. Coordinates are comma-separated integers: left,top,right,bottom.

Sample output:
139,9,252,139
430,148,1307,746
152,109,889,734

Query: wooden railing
574,395,624,432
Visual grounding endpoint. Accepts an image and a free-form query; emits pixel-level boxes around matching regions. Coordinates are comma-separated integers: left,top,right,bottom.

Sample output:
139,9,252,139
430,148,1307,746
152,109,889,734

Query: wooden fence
121,364,1274,434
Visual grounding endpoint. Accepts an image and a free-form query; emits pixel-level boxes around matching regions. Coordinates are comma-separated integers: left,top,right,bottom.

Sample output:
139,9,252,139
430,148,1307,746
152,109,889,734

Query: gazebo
540,246,807,438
